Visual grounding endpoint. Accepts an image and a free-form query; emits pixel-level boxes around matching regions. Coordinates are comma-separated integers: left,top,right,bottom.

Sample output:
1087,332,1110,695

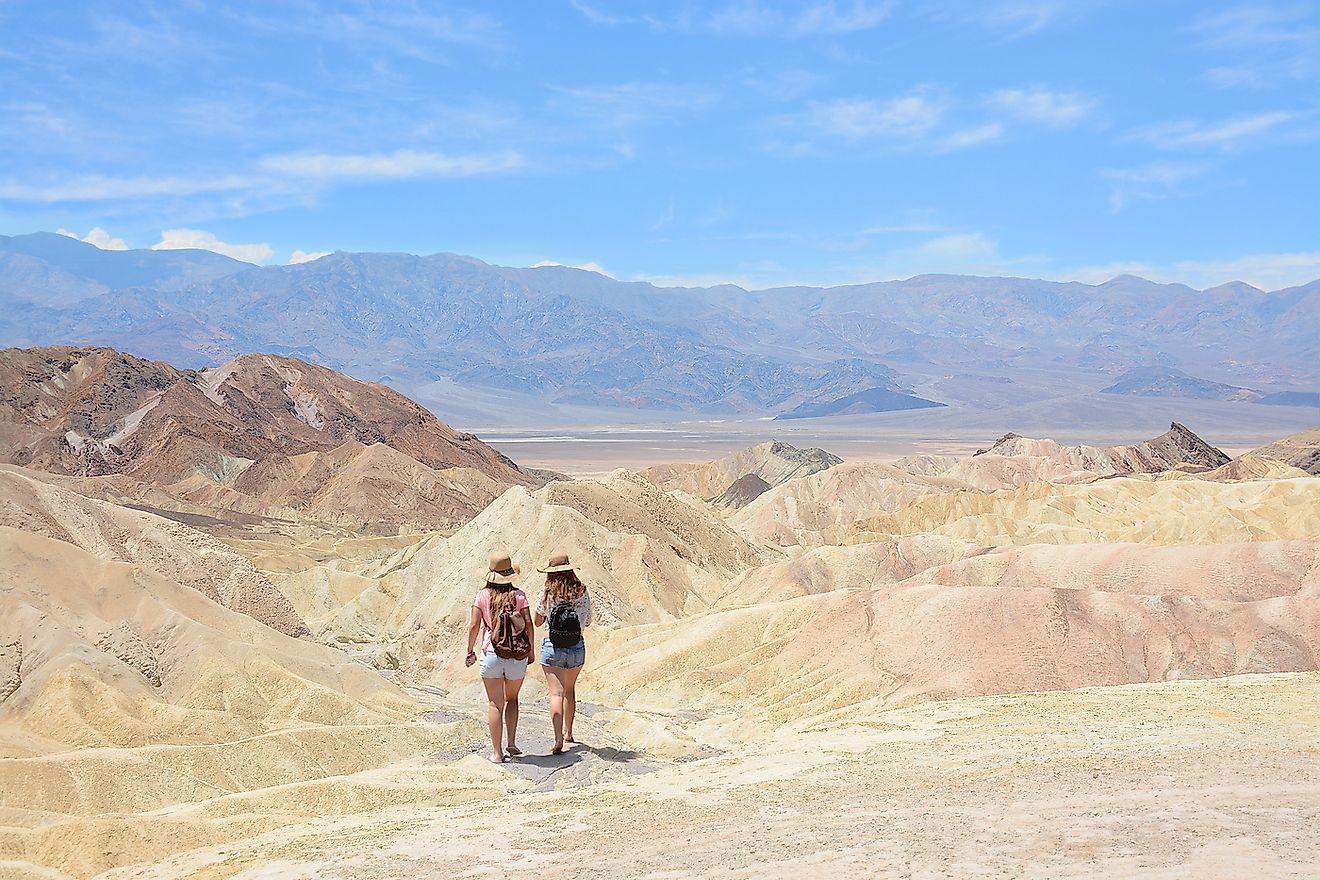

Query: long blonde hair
544,571,585,605
485,583,517,618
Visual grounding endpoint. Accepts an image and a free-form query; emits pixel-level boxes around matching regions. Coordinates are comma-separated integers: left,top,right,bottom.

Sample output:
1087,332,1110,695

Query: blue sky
1,0,1317,289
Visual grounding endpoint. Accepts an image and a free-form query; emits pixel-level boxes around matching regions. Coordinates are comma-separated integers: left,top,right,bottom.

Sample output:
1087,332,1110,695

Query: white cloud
1190,5,1319,88
1132,111,1297,150
987,87,1095,126
0,173,255,202
939,123,1005,150
1100,161,1210,211
56,226,128,250
572,0,893,37
259,149,525,180
807,91,947,141
706,1,894,37
289,250,331,264
1067,250,1320,291
927,1,1095,40
152,228,273,263
909,232,1000,264
532,260,611,275
548,82,719,129
0,149,527,205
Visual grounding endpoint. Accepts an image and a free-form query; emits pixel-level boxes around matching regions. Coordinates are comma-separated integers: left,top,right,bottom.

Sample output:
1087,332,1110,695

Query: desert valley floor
1,347,1318,879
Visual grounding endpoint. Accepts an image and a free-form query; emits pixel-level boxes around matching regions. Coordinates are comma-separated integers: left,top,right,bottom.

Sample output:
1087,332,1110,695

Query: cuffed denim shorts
479,650,528,680
539,636,586,669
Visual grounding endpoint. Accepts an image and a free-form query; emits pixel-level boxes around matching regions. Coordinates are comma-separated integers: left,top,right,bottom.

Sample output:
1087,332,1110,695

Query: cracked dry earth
96,673,1320,880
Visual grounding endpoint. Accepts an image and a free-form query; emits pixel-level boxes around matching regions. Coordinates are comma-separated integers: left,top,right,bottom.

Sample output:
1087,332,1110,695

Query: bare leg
482,676,506,763
563,666,582,743
544,665,566,751
503,675,525,753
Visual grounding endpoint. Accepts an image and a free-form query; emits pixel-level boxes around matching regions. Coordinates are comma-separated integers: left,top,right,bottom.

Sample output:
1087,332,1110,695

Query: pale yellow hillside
714,534,972,606
731,461,965,547
581,558,1320,738
849,475,1320,546
0,465,306,636
897,539,1320,600
0,527,485,878
271,469,781,667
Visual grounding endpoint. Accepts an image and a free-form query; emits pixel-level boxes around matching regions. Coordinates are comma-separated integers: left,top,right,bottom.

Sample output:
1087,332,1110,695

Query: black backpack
547,594,583,649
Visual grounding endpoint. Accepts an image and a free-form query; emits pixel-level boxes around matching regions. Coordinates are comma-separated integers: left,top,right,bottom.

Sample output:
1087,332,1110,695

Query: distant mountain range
2,231,1317,423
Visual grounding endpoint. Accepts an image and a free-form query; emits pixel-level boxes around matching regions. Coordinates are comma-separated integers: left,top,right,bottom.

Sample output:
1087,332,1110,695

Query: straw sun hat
485,551,520,585
536,552,576,574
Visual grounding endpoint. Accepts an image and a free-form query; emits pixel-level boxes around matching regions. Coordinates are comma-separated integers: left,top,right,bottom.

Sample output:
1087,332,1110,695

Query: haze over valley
2,1,1319,877
2,231,1316,473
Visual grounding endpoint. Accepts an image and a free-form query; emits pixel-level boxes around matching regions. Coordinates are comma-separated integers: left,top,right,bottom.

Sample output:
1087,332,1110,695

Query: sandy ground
95,673,1320,880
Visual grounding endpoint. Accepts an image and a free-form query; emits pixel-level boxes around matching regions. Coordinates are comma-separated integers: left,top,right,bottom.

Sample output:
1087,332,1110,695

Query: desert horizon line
9,228,1319,295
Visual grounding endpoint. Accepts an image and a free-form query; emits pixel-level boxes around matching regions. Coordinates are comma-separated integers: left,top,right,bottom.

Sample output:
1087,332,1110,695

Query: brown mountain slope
200,353,530,482
0,346,535,532
1241,425,1320,475
975,422,1230,475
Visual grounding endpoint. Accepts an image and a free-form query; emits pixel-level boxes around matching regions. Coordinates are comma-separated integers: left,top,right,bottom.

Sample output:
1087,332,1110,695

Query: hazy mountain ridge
0,231,251,307
1,233,1316,420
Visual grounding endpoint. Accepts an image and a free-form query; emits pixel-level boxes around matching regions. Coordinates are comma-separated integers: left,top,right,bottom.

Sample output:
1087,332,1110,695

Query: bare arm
534,589,548,627
466,605,481,661
524,607,536,664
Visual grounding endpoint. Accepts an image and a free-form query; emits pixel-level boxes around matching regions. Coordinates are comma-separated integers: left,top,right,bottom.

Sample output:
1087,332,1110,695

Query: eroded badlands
1,349,1317,879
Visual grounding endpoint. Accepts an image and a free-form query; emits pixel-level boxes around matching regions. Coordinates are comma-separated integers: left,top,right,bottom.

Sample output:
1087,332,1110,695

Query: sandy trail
96,672,1320,880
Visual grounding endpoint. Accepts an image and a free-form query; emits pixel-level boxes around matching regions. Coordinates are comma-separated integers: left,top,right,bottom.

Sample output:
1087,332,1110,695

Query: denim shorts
479,650,528,680
539,636,586,669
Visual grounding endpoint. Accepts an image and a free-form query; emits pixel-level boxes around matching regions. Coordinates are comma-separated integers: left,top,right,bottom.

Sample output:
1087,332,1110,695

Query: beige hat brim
485,566,520,585
536,564,576,573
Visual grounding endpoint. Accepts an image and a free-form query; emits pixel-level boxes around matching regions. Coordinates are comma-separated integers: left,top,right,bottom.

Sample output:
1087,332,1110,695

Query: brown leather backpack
488,587,531,660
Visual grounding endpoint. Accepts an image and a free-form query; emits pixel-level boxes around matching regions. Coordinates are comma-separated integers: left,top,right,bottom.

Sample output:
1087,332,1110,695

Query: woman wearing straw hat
533,552,593,754
466,552,534,763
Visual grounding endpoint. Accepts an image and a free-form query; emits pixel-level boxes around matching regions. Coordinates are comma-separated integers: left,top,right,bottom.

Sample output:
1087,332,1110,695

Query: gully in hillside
534,552,593,754
466,552,535,764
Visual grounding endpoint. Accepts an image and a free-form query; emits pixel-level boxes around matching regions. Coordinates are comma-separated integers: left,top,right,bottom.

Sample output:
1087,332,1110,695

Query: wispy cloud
0,173,257,203
923,1,1097,40
259,148,526,180
1100,161,1210,211
705,1,894,37
571,0,894,37
1190,4,1320,88
777,83,1086,154
939,123,1005,150
547,81,719,129
0,148,526,204
227,4,506,59
987,87,1095,126
1131,110,1297,150
805,90,948,141
153,228,273,263
57,226,128,250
